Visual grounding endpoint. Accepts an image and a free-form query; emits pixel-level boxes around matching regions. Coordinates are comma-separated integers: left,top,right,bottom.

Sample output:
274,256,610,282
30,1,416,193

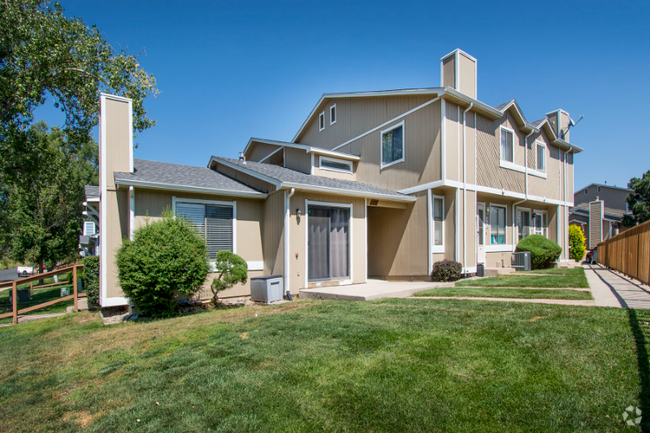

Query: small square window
381,122,404,168
584,189,588,195
330,104,336,125
318,112,325,132
597,186,601,193
500,128,514,163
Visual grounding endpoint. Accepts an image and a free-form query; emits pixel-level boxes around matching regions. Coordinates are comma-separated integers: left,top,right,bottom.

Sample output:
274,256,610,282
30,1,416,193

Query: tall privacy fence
598,220,650,285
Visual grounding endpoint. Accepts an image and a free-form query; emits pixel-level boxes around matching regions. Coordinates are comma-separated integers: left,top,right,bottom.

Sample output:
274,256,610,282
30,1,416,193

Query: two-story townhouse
570,183,632,249
96,49,582,307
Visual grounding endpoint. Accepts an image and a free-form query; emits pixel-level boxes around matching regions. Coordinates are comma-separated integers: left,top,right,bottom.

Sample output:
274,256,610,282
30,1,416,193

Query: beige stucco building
97,48,582,306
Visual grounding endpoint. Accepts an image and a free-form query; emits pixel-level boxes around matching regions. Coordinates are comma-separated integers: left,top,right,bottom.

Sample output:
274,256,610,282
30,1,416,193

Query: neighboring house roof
84,185,99,202
575,183,633,193
210,157,416,202
114,159,267,198
243,138,361,162
569,206,625,221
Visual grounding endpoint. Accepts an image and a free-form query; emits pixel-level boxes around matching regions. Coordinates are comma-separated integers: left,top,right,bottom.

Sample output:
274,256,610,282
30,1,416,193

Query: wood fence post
12,281,17,325
73,265,78,313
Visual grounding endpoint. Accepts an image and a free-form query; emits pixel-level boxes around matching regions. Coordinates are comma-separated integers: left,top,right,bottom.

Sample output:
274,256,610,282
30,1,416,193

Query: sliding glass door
308,206,350,281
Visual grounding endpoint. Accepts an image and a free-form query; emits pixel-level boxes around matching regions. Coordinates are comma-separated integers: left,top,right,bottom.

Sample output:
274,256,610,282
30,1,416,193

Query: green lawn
456,268,589,288
0,299,647,432
413,287,593,300
518,267,585,276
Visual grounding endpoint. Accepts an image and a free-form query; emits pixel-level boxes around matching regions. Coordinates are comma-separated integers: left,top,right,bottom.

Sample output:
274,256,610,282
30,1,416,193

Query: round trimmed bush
516,235,562,269
116,213,210,317
431,259,462,282
81,255,100,305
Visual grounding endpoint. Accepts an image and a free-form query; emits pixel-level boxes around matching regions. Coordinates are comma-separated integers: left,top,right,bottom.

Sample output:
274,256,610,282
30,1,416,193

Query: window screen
500,129,514,162
382,125,403,166
176,202,233,259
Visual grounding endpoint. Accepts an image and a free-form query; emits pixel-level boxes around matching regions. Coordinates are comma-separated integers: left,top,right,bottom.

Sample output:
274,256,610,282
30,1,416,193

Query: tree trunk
38,257,45,286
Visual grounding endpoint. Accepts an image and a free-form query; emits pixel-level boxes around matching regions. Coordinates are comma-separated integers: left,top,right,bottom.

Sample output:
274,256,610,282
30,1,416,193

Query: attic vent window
318,112,325,132
330,104,337,125
320,156,352,173
584,189,588,195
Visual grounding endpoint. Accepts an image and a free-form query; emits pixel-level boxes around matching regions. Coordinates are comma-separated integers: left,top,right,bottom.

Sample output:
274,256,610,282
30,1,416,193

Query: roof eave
209,157,283,188
114,178,268,199
243,138,361,161
553,138,583,153
282,182,417,202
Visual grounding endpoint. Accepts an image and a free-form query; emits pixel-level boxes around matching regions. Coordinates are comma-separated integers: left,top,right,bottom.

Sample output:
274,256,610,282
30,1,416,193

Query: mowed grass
456,267,589,288
0,300,645,432
413,287,593,300
518,267,585,276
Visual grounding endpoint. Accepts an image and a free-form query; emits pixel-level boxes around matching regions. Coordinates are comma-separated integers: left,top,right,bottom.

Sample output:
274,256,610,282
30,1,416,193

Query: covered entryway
307,204,350,282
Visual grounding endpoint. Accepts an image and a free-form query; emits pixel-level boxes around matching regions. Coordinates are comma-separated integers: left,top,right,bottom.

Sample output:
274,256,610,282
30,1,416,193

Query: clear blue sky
35,0,649,192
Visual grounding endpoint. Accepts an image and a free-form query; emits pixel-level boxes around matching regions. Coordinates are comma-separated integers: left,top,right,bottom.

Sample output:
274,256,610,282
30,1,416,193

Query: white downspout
512,129,534,252
284,188,295,297
462,103,473,273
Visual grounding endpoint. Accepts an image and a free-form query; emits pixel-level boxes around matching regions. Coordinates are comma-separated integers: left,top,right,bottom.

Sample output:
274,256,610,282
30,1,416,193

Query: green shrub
210,251,248,305
569,225,586,262
82,255,100,305
516,235,562,269
431,259,462,282
116,212,211,317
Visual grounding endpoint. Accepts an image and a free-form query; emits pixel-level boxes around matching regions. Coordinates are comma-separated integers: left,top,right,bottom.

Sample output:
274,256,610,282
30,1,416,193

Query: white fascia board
282,183,417,203
244,137,360,161
553,138,583,153
209,157,282,188
85,197,100,203
440,48,477,63
441,88,502,119
115,179,268,199
545,108,571,117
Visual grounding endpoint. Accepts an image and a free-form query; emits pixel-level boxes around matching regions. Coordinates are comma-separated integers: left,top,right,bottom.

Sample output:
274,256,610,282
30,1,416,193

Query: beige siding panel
567,153,574,202
336,100,442,191
289,193,366,291
104,99,131,189
442,56,456,88
446,102,460,182
215,164,275,193
476,114,525,194
443,189,457,261
547,112,559,137
466,113,476,185
485,252,512,268
368,191,428,278
247,142,279,162
284,147,311,173
263,191,284,277
464,190,477,269
105,189,130,299
528,133,560,200
589,201,603,249
298,95,438,151
458,53,476,99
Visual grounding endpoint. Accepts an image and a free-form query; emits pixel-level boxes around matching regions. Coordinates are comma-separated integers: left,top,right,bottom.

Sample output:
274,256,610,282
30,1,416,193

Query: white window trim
380,120,405,169
330,104,337,126
532,209,548,237
304,200,353,287
499,125,515,164
535,140,547,173
319,155,352,173
489,203,508,246
430,192,445,254
318,112,325,132
516,207,531,242
500,160,526,173
171,196,237,258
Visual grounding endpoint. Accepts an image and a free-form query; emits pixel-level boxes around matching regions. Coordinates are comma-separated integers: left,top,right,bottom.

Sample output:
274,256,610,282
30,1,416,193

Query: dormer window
318,112,325,132
330,104,337,125
500,127,514,163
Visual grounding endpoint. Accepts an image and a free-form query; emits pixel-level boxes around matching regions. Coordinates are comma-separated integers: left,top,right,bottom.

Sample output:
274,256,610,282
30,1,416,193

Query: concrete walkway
300,280,452,301
585,264,650,309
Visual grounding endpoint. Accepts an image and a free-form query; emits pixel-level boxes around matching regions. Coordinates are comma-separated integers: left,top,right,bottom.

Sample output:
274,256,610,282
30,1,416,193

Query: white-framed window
490,204,507,245
318,112,325,132
516,208,530,242
83,221,96,236
532,211,548,237
500,126,514,163
536,141,546,171
330,104,337,125
173,198,236,259
381,121,404,169
431,194,444,252
319,156,352,173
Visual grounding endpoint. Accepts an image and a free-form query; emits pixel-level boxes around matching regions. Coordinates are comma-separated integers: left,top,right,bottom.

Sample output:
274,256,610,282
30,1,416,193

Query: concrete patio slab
300,280,452,301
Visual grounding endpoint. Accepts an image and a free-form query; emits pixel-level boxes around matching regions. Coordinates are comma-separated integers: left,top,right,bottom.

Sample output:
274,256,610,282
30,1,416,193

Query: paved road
0,267,23,284
585,264,650,309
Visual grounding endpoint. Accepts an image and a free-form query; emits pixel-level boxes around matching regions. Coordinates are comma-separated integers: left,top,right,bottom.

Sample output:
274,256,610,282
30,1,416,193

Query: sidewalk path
585,264,650,309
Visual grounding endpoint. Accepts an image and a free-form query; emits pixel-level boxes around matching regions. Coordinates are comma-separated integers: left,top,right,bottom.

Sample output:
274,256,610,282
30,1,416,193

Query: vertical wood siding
476,114,525,193
284,147,311,173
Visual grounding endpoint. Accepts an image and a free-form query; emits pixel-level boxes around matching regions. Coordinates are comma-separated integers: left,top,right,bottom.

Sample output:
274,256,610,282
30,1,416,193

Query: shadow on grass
627,309,650,432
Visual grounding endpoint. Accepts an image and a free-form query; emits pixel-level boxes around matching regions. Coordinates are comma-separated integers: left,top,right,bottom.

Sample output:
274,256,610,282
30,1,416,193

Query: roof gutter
281,182,417,202
114,178,268,199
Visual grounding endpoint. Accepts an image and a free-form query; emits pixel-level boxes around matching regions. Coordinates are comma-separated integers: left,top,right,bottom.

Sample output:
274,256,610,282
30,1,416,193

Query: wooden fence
0,264,85,324
598,220,650,285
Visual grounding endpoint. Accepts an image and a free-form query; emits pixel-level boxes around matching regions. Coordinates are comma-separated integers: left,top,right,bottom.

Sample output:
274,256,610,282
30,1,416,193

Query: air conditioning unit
513,252,532,271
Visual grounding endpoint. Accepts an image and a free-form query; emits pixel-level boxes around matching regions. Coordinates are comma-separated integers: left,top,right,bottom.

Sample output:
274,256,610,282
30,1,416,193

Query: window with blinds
176,202,233,259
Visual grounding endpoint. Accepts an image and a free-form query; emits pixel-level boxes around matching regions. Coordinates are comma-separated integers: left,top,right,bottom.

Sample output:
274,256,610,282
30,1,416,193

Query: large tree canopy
623,170,650,227
0,0,158,142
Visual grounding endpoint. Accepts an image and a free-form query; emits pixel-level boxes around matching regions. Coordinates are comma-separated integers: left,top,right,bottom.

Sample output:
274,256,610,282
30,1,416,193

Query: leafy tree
0,121,96,270
0,0,158,143
568,225,586,262
211,251,248,305
116,211,210,317
623,170,650,227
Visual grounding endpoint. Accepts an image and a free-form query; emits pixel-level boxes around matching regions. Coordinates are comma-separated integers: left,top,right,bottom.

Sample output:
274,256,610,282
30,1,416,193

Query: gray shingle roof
213,157,414,201
114,159,264,195
84,185,99,199
530,118,546,128
494,100,514,111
